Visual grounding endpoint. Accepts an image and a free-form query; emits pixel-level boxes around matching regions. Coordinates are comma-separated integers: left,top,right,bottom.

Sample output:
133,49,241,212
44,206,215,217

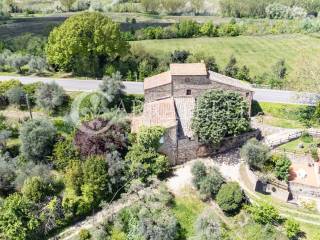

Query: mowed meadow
132,33,320,83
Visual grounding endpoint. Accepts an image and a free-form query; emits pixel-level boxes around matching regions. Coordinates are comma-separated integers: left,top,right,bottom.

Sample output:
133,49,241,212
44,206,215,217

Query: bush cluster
191,161,224,200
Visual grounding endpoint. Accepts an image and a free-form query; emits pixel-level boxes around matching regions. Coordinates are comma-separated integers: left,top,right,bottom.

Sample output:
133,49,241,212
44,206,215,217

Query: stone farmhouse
132,62,256,165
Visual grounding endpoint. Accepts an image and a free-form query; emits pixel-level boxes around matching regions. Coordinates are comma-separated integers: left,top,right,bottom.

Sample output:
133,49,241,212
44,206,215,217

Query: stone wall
144,83,172,103
289,182,320,199
158,126,178,165
167,129,261,165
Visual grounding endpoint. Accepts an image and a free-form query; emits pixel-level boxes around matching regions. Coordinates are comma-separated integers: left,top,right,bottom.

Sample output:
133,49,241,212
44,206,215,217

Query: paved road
0,76,319,105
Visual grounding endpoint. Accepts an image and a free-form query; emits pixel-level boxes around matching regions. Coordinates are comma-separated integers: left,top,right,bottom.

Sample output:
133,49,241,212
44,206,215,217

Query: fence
265,129,320,148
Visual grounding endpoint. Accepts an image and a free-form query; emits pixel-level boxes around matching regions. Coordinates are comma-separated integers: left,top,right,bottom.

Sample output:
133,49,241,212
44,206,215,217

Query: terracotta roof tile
209,71,253,91
131,97,177,132
144,71,171,90
174,97,195,138
170,63,207,76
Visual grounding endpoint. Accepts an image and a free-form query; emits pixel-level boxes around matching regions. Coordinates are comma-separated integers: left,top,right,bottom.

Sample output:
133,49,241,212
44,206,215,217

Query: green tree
162,0,186,14
216,182,244,214
46,12,129,77
36,82,66,114
246,202,281,225
60,0,76,11
136,126,165,150
224,55,239,78
284,218,301,239
81,156,109,206
19,118,57,162
64,160,83,195
141,0,161,13
52,136,80,170
125,144,169,182
0,193,40,240
237,65,251,82
240,139,270,170
272,154,292,181
191,90,250,145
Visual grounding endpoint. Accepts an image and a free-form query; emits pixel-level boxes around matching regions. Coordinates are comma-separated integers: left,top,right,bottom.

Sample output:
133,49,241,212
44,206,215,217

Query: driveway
0,75,319,104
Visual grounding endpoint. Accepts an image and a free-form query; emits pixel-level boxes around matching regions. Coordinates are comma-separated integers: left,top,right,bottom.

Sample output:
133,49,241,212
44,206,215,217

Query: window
246,92,250,97
185,77,191,83
186,89,192,95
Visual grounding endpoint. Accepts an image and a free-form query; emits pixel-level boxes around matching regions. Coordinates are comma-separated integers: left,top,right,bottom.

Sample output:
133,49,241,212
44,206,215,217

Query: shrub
0,193,40,240
52,136,80,169
125,144,169,182
99,71,124,104
224,55,239,78
219,23,240,36
115,190,180,240
216,182,244,214
22,82,43,105
74,117,129,157
21,176,52,203
200,21,219,37
246,202,281,225
191,161,207,189
170,50,190,63
5,86,26,107
20,118,57,162
175,20,200,38
297,106,316,127
36,82,66,114
272,154,291,182
191,90,250,146
81,155,109,207
28,56,47,73
136,126,165,150
240,139,270,170
199,167,225,199
0,79,21,94
266,3,291,19
195,210,222,240
284,218,301,239
79,229,92,240
0,154,16,195
300,132,313,143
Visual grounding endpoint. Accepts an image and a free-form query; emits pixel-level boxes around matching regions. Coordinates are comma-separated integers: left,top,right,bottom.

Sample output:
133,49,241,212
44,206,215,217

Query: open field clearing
132,34,320,81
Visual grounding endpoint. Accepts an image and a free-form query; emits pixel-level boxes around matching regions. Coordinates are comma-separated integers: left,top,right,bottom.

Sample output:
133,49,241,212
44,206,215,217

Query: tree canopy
191,90,250,145
46,12,129,77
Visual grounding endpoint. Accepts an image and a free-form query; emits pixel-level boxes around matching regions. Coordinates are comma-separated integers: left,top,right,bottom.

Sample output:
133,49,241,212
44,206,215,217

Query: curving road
0,75,319,105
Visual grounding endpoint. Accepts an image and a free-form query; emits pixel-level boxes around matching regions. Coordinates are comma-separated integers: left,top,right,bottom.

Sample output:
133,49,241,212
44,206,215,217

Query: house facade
132,63,256,165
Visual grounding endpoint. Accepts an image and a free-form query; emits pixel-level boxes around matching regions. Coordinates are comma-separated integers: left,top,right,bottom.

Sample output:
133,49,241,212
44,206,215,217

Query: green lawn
131,34,320,82
277,136,320,154
172,193,205,238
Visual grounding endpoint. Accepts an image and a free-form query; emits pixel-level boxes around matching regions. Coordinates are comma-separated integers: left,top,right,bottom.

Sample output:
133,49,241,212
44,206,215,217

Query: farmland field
132,34,320,81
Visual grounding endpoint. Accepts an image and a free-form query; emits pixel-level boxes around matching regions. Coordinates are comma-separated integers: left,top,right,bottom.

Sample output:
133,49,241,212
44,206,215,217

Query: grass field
132,34,320,81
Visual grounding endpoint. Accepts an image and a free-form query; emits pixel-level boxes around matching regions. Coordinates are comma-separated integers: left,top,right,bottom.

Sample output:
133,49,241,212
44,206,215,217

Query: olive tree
19,118,57,162
240,139,270,170
191,90,250,146
36,82,66,114
195,210,222,240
